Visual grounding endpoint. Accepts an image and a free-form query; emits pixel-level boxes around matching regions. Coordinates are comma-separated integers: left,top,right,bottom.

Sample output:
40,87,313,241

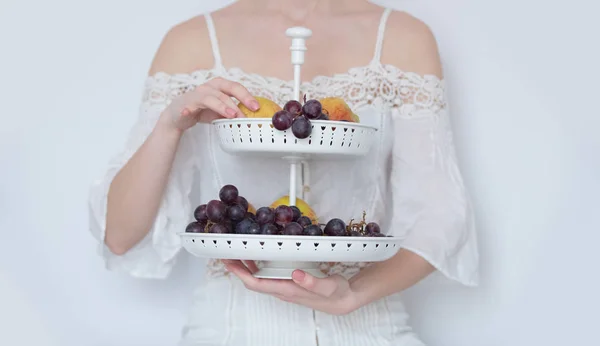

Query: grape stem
345,211,369,235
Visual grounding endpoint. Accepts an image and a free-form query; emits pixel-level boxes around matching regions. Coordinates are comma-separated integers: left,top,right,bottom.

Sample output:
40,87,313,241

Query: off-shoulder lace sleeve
87,74,200,279
389,74,479,286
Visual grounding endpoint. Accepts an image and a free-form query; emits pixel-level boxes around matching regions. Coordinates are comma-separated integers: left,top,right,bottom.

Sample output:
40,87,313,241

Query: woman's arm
346,12,445,308
104,22,202,255
105,120,183,255
349,250,435,308
104,20,257,255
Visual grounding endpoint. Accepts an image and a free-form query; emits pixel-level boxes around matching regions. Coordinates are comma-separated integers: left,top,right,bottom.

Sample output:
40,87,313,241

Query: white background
1,0,598,345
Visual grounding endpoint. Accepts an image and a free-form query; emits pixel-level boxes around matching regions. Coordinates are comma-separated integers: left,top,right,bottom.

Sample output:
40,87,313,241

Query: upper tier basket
211,27,378,159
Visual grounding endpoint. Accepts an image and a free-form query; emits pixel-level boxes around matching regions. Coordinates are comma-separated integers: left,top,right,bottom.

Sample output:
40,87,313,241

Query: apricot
319,97,360,123
237,96,282,118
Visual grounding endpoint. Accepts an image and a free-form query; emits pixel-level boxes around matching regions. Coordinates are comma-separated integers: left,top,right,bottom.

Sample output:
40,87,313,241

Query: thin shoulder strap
204,13,224,69
372,8,393,63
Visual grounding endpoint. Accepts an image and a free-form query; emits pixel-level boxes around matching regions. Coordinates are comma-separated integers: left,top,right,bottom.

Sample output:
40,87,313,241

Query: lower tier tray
179,232,402,279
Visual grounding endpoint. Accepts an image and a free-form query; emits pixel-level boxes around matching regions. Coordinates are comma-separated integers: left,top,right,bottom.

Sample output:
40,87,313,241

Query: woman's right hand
159,77,259,132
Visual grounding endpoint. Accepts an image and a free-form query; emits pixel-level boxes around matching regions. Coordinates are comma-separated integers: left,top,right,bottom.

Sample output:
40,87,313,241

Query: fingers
199,93,238,119
216,92,245,118
208,77,259,111
223,263,353,315
188,78,256,122
243,260,260,273
225,263,314,299
222,263,336,298
224,261,268,291
222,260,250,273
291,271,343,298
221,260,259,274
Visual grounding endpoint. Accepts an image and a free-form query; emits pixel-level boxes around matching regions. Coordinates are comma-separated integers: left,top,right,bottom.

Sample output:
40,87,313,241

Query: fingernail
250,100,260,111
226,107,237,117
292,270,305,282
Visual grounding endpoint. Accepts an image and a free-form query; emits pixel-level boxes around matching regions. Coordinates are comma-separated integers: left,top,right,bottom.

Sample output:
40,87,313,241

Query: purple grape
185,221,206,233
227,204,246,222
324,218,347,237
272,110,294,131
237,196,249,212
303,224,323,236
235,218,254,234
284,100,302,115
256,207,275,225
291,116,312,139
245,212,257,222
193,204,208,222
297,216,312,228
209,223,230,234
247,221,261,235
219,184,239,205
260,223,279,235
221,220,234,233
206,200,227,223
290,206,301,221
371,233,386,237
302,99,322,120
317,113,329,120
283,222,303,236
365,222,381,235
350,230,362,237
274,205,294,226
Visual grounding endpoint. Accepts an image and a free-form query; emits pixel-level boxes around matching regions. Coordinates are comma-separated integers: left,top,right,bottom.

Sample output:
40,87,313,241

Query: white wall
1,0,598,345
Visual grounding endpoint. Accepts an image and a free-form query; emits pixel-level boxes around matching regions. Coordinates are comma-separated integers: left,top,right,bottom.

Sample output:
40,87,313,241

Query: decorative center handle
286,27,312,65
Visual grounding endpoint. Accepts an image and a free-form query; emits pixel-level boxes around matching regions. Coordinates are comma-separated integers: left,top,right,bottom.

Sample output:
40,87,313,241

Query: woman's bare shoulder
380,11,443,78
148,16,215,76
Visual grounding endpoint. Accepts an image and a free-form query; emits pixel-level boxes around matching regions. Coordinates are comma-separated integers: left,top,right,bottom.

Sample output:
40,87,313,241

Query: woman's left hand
223,260,359,315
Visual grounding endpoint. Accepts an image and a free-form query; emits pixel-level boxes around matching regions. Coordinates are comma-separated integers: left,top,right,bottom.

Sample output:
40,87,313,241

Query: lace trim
143,63,446,117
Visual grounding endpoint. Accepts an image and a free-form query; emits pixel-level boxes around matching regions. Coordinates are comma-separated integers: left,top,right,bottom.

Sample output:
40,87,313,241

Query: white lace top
87,8,479,287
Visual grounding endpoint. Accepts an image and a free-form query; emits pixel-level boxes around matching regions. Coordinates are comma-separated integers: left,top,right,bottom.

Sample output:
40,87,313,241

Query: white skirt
179,275,426,346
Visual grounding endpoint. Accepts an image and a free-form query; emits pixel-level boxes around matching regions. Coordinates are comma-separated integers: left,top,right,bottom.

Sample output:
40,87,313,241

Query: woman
88,0,479,345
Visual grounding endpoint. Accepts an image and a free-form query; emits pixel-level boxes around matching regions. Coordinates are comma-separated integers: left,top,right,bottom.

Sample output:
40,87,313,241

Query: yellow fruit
248,203,256,214
269,196,318,224
320,97,360,123
238,96,282,118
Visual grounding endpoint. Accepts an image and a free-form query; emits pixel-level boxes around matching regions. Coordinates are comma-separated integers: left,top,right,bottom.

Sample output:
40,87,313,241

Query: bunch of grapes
185,184,253,234
271,95,329,139
244,205,325,236
184,184,320,236
185,185,387,237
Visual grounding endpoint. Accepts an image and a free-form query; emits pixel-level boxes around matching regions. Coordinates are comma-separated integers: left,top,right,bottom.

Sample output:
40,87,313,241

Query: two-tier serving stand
178,27,402,279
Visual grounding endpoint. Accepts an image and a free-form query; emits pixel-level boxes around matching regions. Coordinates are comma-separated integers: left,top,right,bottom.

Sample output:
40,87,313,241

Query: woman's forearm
105,116,183,255
349,249,435,308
